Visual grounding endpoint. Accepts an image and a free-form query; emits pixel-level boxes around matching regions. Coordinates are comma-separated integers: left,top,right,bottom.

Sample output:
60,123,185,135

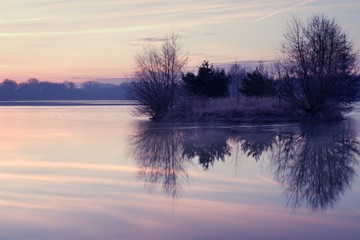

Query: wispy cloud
0,0,358,82
256,0,315,22
137,37,167,43
0,17,47,25
0,25,163,38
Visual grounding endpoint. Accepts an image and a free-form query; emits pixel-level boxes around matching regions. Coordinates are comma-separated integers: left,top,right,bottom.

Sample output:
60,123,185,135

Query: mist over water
0,101,359,240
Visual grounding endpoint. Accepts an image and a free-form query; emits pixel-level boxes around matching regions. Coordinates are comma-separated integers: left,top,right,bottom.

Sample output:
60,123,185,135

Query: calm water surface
0,103,359,240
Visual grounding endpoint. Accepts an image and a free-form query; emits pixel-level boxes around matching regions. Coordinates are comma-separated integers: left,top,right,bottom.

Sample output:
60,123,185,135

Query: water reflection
182,130,231,170
131,126,189,198
272,123,360,210
236,131,277,161
130,121,359,211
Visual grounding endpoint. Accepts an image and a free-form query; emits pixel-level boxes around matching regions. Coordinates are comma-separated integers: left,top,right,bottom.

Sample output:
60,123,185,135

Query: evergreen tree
239,68,276,97
182,61,230,98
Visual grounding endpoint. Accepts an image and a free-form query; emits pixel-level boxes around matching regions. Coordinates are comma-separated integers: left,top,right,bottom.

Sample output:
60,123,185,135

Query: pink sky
0,0,359,83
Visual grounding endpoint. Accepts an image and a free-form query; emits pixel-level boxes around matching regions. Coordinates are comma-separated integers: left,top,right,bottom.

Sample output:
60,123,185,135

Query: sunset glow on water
0,104,358,239
1,1,360,239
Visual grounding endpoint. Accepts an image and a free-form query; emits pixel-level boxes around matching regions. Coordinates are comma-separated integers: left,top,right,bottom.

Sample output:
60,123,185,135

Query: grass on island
167,97,294,123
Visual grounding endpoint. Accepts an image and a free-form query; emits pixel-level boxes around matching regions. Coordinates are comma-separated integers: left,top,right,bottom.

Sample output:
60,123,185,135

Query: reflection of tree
238,131,277,161
272,123,360,211
182,130,231,170
130,125,234,197
130,125,188,198
130,121,359,210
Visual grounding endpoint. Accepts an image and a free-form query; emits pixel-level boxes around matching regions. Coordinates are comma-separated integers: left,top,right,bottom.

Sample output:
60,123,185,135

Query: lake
0,102,359,240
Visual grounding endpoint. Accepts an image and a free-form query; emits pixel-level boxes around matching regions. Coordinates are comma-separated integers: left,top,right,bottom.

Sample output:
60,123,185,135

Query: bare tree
132,33,188,119
278,15,358,118
228,63,247,98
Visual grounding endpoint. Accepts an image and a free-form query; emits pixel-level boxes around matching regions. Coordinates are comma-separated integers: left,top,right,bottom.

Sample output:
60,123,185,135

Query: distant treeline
0,79,132,100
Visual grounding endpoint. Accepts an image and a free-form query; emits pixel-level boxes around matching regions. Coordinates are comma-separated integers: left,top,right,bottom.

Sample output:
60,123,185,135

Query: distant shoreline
0,100,138,106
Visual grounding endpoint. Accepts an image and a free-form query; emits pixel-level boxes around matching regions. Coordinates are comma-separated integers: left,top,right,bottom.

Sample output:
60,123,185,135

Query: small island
130,15,359,123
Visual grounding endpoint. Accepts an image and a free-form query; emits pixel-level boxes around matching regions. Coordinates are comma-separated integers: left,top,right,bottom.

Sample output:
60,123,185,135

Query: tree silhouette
0,79,130,100
278,15,358,118
0,79,18,100
228,63,247,98
239,68,276,97
131,33,188,119
182,60,230,98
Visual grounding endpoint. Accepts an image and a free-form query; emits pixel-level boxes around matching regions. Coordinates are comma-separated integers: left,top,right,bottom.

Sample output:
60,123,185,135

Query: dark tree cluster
239,67,276,97
182,60,230,98
132,15,359,120
0,79,131,100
